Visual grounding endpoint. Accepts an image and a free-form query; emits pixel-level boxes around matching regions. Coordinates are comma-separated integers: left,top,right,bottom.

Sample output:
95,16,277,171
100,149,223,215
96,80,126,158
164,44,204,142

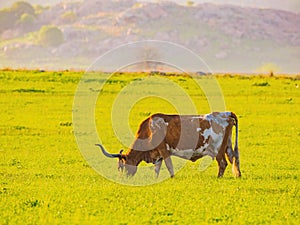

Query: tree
257,63,281,76
11,1,35,17
17,13,35,32
39,26,64,47
0,9,17,33
139,46,161,71
0,1,35,34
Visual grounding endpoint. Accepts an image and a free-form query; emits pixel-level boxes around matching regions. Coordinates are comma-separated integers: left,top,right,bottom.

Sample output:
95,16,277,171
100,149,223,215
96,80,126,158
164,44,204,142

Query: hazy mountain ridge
0,0,299,72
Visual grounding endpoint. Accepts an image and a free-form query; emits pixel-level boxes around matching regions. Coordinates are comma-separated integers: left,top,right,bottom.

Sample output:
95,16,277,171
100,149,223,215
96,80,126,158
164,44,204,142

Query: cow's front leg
154,158,163,178
157,144,174,178
164,157,174,178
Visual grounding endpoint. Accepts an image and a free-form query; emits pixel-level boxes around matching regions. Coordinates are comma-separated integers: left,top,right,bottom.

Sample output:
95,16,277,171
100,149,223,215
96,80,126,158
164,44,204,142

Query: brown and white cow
96,112,241,178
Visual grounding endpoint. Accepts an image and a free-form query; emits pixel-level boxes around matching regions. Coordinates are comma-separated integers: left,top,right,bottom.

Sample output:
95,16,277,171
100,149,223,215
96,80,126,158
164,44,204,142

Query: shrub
252,82,270,87
38,25,64,47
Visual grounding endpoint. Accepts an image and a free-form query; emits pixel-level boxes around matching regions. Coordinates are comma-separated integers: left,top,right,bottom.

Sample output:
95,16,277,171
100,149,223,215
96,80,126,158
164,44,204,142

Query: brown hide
124,113,231,166
99,112,241,178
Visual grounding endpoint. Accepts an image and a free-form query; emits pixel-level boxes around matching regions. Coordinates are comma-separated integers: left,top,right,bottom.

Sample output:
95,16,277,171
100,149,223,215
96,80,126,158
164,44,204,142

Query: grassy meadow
0,69,299,224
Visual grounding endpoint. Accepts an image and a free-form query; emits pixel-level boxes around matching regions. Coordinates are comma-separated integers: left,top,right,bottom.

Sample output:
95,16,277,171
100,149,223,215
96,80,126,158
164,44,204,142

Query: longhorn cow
96,112,241,178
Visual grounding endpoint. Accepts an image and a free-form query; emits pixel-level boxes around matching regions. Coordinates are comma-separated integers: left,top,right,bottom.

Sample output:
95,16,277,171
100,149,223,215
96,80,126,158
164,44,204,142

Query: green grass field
0,70,299,224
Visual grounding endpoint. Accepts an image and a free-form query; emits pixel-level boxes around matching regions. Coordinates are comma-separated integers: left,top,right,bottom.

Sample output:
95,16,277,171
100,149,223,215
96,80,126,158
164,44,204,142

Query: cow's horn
95,144,121,158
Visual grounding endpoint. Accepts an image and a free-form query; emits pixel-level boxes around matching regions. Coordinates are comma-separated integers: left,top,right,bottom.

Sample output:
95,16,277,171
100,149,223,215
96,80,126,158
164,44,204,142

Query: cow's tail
230,112,241,177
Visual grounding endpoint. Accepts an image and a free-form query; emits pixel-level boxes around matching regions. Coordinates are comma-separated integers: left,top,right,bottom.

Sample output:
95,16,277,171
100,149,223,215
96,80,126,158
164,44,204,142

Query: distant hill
2,0,300,13
0,0,299,73
0,0,72,7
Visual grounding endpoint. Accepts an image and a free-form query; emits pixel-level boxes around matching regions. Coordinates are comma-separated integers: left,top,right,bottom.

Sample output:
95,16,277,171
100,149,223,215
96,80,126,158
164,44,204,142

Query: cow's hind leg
232,147,241,177
217,154,228,177
225,131,241,177
225,136,234,164
216,139,228,177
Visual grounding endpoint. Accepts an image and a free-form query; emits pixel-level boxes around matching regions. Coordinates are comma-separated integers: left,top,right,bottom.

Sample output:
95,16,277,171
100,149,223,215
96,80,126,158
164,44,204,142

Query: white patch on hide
151,117,168,129
202,128,211,142
205,112,229,129
210,129,224,154
195,143,209,153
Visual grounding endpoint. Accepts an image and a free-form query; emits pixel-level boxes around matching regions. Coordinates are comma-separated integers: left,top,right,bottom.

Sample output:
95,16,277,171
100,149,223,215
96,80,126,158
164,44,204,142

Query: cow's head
95,144,137,176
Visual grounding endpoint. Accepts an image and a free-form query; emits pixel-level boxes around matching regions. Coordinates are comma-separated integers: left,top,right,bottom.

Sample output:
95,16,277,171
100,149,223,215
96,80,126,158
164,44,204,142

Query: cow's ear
118,149,127,160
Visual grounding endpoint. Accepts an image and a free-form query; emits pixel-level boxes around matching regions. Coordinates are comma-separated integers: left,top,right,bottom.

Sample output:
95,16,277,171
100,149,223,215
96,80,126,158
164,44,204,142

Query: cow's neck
125,150,143,166
126,149,153,166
